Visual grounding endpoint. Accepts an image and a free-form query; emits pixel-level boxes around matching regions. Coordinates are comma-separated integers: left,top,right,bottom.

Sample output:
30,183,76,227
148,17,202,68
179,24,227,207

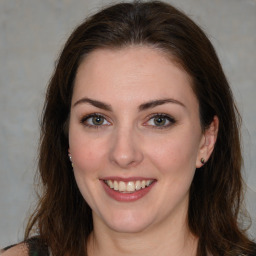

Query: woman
1,1,255,255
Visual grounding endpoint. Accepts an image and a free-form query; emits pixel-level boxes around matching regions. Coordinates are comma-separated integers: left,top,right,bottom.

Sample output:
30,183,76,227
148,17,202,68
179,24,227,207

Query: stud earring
68,153,73,167
200,158,205,165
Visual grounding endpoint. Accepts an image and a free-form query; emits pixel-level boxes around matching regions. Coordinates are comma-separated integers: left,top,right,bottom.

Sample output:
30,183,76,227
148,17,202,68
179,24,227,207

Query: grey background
0,0,255,247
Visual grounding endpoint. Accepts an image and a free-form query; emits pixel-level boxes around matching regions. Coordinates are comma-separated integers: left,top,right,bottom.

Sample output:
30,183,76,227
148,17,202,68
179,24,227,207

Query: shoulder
0,243,29,256
1,237,49,256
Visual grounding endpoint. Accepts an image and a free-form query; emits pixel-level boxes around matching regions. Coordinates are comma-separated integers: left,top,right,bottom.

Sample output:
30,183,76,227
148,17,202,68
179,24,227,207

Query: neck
87,212,198,256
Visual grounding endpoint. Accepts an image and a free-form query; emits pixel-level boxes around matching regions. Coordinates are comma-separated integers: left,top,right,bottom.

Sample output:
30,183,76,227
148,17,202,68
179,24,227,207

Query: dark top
2,237,49,256
2,237,256,256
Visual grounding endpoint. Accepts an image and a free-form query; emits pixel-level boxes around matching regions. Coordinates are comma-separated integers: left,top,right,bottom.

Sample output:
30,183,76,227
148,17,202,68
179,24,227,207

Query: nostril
108,130,144,168
109,144,144,168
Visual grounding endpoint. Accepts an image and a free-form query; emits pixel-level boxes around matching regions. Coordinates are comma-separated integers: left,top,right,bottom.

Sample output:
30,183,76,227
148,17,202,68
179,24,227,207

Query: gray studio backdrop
0,0,255,246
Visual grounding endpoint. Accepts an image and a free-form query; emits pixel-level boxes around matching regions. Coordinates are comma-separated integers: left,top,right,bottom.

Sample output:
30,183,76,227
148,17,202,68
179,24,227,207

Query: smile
104,180,154,193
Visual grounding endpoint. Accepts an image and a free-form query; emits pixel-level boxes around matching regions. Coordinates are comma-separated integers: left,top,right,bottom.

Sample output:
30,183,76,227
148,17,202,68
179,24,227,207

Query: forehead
73,46,197,109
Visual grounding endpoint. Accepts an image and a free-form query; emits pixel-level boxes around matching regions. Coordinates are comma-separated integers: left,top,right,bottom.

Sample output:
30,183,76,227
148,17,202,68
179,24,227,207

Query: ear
68,148,72,158
196,116,219,168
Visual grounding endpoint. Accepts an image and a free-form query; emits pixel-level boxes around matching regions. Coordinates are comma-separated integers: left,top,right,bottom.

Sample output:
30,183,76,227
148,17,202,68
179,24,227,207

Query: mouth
101,177,157,202
103,179,155,193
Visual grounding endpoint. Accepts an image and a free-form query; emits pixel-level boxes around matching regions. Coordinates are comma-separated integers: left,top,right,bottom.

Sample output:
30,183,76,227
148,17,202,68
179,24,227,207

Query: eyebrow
138,98,185,111
73,97,185,111
73,97,112,111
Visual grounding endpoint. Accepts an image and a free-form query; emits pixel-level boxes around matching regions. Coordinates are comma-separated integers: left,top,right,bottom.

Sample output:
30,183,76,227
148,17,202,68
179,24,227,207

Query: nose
109,127,144,169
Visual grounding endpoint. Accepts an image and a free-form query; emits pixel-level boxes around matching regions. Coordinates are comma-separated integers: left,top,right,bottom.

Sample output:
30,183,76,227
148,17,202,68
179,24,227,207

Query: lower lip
101,180,156,202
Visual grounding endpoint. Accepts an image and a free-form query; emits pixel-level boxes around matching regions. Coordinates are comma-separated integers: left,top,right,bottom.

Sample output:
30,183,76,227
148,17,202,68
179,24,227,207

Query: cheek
69,131,107,176
69,134,107,207
146,129,200,175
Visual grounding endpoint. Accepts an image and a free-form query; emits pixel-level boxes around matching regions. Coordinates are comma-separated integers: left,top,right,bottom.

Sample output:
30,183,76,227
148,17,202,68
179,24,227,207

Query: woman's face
69,46,208,233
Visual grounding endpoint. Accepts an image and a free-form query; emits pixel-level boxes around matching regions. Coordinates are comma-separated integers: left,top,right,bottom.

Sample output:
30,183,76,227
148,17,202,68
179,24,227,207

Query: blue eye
147,114,175,128
81,114,110,128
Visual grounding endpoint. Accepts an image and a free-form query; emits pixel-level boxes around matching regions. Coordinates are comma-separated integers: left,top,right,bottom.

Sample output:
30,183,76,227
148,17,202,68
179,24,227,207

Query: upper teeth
105,180,153,193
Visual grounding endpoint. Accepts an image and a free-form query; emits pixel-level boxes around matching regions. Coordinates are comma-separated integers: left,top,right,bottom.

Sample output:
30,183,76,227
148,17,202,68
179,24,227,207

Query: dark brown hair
25,1,254,255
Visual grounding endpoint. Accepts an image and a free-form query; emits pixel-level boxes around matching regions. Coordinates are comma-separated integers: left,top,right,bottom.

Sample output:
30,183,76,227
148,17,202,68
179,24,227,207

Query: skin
0,244,28,256
68,46,218,256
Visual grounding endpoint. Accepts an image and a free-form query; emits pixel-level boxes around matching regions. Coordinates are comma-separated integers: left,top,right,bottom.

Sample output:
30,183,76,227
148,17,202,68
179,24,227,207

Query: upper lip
100,176,156,182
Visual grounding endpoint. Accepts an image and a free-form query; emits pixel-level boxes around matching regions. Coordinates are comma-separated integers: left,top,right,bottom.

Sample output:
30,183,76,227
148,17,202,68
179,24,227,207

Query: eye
145,114,176,128
81,114,111,128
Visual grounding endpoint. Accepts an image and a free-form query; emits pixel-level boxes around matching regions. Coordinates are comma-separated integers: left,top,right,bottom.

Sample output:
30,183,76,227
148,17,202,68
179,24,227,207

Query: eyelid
80,113,112,128
79,112,176,129
143,113,176,129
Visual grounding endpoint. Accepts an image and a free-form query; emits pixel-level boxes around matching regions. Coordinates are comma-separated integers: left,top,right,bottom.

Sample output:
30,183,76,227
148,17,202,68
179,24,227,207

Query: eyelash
144,113,176,129
80,113,111,129
80,113,176,129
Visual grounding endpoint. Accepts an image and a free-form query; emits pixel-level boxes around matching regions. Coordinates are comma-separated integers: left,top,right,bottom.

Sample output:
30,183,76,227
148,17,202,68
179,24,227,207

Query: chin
101,209,155,234
108,220,152,234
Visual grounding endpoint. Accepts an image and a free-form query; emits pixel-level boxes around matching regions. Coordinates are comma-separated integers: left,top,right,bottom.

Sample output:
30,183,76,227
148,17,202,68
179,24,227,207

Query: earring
68,153,73,167
200,158,205,165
